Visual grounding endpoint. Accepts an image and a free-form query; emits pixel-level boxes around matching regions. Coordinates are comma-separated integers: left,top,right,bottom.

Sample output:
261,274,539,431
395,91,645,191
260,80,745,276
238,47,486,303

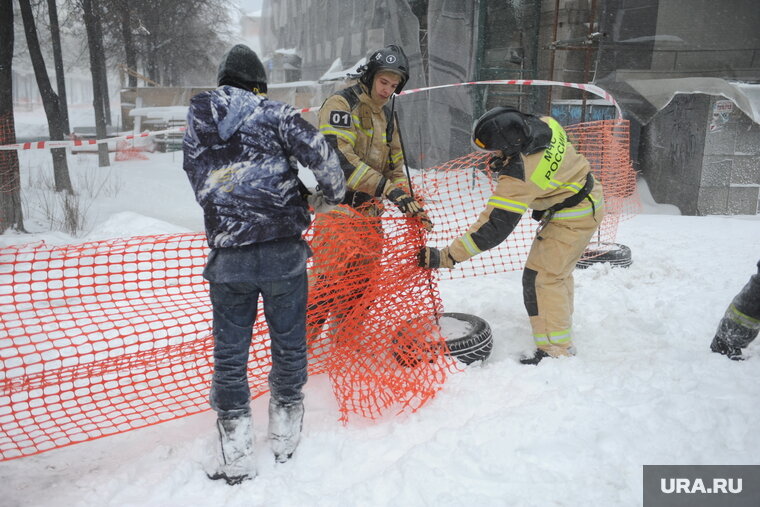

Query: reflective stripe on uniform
351,115,373,137
488,195,529,214
552,195,603,220
391,176,408,186
548,329,572,344
319,125,356,145
347,162,372,187
391,151,403,163
533,329,572,346
728,303,760,328
460,233,481,256
546,179,585,192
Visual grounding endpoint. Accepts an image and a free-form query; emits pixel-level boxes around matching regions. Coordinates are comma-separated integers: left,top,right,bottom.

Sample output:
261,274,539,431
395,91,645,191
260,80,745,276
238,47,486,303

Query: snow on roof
734,82,760,124
268,80,320,88
128,106,188,121
626,77,760,124
318,57,366,82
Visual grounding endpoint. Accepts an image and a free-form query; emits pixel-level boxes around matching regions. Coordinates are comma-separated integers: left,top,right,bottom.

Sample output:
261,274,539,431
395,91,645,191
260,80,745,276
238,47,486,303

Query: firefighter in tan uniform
309,45,432,342
419,107,604,365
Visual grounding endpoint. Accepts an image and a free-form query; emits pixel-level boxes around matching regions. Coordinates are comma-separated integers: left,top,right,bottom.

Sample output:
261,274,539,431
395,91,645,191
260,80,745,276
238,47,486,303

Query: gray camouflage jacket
183,85,345,248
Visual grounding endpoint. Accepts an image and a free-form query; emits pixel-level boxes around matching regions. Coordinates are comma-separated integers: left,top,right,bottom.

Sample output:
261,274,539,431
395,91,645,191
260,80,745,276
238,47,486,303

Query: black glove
386,186,423,215
418,246,457,269
488,154,506,173
385,185,434,231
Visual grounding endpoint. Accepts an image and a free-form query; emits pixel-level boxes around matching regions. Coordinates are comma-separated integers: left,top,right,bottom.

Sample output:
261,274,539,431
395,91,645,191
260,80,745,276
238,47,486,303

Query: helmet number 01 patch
328,110,352,128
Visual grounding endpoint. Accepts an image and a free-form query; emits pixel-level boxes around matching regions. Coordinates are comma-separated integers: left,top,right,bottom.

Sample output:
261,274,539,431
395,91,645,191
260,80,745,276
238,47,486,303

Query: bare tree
18,0,73,193
115,0,138,87
128,0,230,86
90,0,231,88
93,0,111,125
80,0,110,167
47,0,70,135
0,0,24,232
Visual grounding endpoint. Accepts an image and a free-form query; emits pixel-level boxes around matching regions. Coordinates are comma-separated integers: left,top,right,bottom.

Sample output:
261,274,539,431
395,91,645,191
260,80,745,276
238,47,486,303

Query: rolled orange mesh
308,211,456,421
0,119,639,461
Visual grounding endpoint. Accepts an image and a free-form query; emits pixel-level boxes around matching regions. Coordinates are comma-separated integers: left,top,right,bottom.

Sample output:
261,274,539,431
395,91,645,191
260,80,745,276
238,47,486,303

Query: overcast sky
236,0,263,12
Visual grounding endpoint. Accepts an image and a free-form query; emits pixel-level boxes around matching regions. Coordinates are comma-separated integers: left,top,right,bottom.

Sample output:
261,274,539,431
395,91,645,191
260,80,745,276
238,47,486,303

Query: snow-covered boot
207,416,255,485
710,334,744,361
268,399,304,463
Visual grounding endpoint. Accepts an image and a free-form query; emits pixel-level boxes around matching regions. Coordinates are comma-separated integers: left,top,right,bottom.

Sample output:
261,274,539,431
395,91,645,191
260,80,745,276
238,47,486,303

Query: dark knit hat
217,44,268,94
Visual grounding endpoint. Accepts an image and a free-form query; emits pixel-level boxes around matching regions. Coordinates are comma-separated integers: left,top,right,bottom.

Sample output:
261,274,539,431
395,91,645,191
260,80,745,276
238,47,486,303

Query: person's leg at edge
207,281,260,483
262,268,308,462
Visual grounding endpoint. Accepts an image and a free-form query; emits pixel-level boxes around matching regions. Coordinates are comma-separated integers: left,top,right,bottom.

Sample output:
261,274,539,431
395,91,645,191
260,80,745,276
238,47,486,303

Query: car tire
393,312,493,367
576,242,632,269
440,312,493,365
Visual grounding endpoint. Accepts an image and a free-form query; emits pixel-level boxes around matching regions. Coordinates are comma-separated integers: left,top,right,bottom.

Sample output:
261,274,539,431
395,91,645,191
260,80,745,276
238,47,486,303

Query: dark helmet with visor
471,107,529,156
359,45,410,94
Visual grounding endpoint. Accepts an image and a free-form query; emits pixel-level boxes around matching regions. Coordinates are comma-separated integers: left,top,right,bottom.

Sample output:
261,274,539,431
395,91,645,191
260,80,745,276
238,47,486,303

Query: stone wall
700,96,760,215
640,93,760,215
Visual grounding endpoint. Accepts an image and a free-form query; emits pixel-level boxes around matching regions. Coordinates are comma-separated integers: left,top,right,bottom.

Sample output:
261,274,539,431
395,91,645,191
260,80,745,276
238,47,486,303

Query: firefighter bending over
419,107,605,365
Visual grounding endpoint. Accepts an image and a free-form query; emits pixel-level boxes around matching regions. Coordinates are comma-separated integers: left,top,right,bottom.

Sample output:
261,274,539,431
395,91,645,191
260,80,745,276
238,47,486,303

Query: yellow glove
418,246,457,269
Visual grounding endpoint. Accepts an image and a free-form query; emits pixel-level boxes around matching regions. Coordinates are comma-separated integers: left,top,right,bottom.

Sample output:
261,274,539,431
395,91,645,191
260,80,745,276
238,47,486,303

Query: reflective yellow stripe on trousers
533,329,572,346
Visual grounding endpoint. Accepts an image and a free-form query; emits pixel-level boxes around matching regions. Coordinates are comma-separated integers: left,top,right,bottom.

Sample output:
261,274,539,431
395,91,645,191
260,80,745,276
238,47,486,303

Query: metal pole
392,97,415,199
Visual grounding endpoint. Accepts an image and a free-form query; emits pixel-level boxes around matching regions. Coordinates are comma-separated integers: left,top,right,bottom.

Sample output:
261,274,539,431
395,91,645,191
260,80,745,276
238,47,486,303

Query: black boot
710,335,744,361
520,349,551,365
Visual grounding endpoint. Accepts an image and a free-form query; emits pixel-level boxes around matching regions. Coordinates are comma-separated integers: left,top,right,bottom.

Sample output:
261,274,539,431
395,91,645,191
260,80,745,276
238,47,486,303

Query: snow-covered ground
1,106,759,506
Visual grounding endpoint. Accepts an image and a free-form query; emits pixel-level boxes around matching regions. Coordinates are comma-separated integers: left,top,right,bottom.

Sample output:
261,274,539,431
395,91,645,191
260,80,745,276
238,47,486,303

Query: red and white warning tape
0,127,185,152
300,79,623,118
1,79,621,151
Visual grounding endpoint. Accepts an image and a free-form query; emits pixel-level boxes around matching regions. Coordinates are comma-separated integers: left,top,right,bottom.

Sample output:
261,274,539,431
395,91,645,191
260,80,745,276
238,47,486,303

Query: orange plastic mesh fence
417,119,639,279
307,214,456,420
0,219,456,460
0,119,638,461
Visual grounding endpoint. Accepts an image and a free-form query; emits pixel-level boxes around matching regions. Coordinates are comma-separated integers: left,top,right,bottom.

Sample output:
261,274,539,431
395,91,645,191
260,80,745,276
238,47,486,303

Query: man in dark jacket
711,259,760,360
183,44,345,485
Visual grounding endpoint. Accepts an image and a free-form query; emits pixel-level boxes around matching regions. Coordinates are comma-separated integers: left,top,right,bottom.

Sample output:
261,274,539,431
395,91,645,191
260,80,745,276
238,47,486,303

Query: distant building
257,0,760,214
239,9,263,54
12,66,94,110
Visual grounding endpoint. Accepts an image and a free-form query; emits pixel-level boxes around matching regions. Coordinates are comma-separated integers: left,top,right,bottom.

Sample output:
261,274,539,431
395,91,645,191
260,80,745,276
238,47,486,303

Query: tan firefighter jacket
448,116,604,263
318,83,409,215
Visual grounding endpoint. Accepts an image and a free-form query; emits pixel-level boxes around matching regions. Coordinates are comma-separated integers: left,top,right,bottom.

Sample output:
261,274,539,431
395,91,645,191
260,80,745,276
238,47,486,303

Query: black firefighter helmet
359,45,410,94
472,107,530,156
217,44,268,94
